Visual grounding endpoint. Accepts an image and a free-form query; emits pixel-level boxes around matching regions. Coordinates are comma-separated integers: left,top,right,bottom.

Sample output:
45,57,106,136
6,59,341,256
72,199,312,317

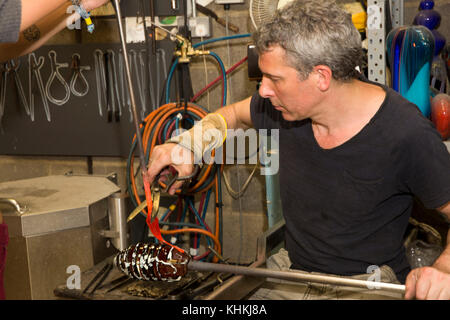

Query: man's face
258,45,320,121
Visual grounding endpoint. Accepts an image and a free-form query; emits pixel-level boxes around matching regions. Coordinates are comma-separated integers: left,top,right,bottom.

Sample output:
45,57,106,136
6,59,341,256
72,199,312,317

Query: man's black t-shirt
250,83,450,283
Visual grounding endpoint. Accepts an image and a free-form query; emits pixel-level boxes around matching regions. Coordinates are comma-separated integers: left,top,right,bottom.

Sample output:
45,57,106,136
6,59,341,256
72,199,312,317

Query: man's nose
259,78,274,98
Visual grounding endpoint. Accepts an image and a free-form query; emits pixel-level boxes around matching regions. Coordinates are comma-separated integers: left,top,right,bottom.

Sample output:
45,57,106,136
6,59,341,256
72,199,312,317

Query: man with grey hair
147,0,450,299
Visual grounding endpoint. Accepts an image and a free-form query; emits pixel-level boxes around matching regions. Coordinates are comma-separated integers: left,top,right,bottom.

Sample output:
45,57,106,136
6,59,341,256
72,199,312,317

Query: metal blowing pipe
188,261,406,294
112,0,147,173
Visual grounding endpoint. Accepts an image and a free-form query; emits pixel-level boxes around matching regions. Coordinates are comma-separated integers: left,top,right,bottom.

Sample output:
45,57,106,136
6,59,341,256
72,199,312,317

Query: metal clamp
70,53,91,97
28,52,51,121
45,50,71,106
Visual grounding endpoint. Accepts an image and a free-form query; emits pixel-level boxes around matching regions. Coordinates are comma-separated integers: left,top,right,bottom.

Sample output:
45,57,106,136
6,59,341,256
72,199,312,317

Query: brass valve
173,34,209,63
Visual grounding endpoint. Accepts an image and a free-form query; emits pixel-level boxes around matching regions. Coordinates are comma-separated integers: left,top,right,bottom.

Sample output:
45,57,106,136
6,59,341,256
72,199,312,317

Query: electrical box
189,16,212,38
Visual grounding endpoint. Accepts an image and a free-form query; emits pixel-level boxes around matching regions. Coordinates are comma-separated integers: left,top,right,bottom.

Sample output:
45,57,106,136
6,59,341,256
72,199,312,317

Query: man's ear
313,65,332,91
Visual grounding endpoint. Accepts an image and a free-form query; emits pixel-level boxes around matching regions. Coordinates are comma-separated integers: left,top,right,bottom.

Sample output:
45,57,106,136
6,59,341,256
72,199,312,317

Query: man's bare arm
0,3,78,62
20,0,68,32
216,96,253,130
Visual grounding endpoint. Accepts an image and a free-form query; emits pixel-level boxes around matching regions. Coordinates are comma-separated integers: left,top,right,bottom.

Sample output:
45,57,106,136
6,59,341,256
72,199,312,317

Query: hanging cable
166,51,227,106
193,33,251,48
222,162,260,199
192,56,248,102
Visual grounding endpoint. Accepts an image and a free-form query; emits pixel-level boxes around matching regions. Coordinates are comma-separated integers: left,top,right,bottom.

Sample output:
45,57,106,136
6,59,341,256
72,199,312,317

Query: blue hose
165,33,252,105
208,51,227,106
165,52,227,106
165,58,179,104
187,197,213,249
193,34,251,48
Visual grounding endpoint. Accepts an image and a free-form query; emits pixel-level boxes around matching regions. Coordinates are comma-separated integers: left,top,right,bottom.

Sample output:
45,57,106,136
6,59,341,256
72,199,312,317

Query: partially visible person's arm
216,96,253,130
0,2,78,62
20,0,68,32
20,0,108,32
0,0,110,62
433,202,450,273
405,201,450,299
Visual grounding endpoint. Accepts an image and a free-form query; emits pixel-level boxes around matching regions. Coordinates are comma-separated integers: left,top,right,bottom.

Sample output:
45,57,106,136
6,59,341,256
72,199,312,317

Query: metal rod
188,261,406,294
112,0,147,174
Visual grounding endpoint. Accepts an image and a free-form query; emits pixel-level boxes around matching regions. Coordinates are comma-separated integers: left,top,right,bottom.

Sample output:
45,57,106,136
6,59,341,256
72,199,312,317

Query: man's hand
405,266,450,299
81,0,111,12
147,143,195,195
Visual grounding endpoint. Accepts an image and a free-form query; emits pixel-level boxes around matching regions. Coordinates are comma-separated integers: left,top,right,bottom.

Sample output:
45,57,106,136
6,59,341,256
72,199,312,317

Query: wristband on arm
166,113,227,164
70,0,95,33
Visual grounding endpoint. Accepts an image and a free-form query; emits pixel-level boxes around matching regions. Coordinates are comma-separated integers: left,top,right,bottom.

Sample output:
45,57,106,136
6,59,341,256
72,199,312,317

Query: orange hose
160,228,221,257
128,103,224,262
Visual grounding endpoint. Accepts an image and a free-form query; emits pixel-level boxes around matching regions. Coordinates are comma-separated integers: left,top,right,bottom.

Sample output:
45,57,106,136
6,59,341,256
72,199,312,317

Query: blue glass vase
387,26,435,117
413,0,446,57
431,29,446,56
413,1,441,30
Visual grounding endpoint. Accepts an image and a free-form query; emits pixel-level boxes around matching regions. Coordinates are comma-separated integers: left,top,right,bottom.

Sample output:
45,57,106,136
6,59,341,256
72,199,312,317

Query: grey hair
253,0,363,81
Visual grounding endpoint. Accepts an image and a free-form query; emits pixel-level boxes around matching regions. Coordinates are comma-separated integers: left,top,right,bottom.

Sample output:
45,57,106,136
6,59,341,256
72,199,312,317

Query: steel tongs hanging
8,59,31,116
70,53,91,97
28,52,51,121
45,50,70,106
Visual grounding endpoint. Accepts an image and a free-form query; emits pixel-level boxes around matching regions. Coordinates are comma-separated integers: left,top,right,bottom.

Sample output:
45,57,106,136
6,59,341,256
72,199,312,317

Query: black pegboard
0,41,176,157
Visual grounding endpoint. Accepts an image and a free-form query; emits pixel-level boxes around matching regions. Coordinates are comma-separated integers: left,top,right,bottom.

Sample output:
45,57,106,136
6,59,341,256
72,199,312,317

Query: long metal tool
187,260,406,294
112,0,174,249
112,0,149,186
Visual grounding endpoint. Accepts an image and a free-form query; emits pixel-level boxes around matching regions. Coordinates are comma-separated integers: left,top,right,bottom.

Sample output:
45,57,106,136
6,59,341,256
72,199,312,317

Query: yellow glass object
352,11,367,32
